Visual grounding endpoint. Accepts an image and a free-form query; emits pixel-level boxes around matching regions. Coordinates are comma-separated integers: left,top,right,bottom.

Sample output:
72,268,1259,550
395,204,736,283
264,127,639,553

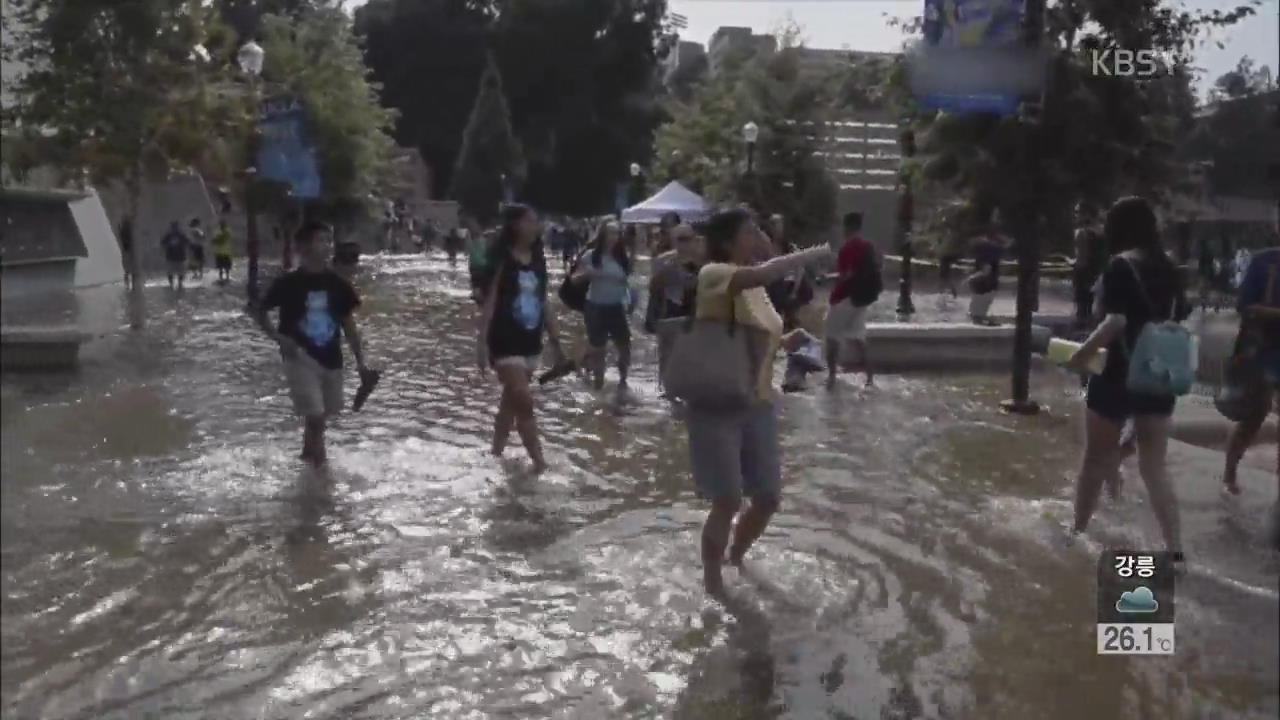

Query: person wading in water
476,204,567,473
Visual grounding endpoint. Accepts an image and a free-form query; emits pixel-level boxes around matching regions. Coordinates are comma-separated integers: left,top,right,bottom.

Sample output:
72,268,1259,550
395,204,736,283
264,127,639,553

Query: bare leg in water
1074,409,1124,536
728,493,780,567
1132,414,1182,554
702,496,741,597
493,363,547,472
1223,401,1271,495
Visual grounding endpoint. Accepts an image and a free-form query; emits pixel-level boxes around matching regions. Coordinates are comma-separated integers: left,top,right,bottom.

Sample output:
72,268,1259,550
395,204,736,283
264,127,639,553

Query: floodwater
3,254,1277,720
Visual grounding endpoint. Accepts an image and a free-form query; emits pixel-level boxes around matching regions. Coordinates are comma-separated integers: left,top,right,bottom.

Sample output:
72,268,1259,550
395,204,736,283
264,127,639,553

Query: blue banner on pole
257,96,321,199
912,0,1043,115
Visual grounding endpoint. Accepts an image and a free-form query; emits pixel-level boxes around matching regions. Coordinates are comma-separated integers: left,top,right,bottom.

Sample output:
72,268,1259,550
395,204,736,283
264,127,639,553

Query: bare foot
1222,470,1242,496
864,377,875,388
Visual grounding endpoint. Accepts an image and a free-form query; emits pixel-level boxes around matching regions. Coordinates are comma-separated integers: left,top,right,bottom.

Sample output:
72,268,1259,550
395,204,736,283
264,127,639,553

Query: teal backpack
1121,257,1197,397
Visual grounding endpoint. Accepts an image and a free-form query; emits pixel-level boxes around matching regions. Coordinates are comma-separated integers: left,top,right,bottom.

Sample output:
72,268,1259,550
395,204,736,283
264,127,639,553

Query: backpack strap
1121,254,1176,321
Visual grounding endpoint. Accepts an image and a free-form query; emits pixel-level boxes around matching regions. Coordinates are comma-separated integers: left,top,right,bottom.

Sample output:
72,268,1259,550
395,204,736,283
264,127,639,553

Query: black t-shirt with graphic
486,253,548,360
262,269,361,369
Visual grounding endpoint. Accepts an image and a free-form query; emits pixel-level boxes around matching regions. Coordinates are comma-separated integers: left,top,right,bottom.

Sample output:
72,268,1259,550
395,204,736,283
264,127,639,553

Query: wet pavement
2,253,1277,719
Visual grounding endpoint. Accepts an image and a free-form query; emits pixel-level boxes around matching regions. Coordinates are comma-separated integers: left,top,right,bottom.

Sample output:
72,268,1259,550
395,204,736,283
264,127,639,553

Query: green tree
448,50,525,226
257,2,396,216
1210,55,1275,101
5,0,249,328
888,0,1263,254
654,30,838,243
356,0,667,216
354,0,491,202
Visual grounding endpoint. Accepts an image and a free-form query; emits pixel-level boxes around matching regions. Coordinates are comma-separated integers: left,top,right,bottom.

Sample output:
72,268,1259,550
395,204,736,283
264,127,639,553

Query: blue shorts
584,302,631,348
686,402,782,501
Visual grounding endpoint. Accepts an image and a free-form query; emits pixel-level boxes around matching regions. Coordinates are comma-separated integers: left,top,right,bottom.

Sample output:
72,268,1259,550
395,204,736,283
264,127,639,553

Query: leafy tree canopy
887,0,1262,253
654,25,838,243
355,0,668,216
257,2,397,213
4,0,248,188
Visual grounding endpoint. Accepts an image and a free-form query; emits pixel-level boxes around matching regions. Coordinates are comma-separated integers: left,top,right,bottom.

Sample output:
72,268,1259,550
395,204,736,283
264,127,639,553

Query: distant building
662,39,708,89
707,27,777,75
658,26,909,247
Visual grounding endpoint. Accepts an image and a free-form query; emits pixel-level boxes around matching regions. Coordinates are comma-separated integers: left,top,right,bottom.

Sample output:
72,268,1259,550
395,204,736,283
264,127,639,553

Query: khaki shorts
284,353,344,418
492,355,539,374
825,301,868,342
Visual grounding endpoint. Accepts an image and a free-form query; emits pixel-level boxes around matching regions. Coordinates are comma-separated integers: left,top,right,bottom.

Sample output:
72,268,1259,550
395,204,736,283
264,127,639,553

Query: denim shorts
584,302,631,347
686,402,782,501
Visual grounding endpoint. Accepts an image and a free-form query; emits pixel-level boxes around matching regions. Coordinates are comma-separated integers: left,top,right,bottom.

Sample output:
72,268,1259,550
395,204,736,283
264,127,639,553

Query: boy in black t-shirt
256,221,370,466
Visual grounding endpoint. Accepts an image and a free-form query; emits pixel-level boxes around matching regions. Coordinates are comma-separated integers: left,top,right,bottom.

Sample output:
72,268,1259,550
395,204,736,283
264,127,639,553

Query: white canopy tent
619,181,712,224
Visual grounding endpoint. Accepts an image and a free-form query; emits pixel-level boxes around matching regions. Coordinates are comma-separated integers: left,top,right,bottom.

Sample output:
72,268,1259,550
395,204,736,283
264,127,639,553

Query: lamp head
237,41,265,77
742,121,759,144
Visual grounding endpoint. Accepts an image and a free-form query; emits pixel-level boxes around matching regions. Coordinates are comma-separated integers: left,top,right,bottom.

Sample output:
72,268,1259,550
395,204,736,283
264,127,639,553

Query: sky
667,0,1278,94
341,1,1278,96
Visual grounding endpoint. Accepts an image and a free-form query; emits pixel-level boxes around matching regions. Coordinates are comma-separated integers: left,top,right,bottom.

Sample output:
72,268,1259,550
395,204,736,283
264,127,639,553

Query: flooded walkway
3,254,1277,719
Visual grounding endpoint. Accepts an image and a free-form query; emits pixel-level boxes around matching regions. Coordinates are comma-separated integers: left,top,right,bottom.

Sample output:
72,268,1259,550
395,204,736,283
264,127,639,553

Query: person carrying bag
663,208,831,597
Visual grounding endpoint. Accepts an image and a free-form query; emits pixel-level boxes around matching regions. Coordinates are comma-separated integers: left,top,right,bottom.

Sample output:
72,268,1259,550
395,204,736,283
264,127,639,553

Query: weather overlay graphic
1096,551,1176,655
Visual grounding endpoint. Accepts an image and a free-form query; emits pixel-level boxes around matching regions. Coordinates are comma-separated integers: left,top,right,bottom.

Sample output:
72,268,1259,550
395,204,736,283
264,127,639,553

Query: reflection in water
2,254,1276,719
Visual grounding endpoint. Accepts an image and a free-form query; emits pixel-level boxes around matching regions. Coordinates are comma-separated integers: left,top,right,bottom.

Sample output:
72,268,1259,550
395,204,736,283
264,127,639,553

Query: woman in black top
476,204,566,473
1068,197,1190,561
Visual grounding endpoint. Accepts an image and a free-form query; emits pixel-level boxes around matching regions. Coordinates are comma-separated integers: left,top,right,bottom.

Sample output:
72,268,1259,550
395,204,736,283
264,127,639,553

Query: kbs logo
1090,49,1191,78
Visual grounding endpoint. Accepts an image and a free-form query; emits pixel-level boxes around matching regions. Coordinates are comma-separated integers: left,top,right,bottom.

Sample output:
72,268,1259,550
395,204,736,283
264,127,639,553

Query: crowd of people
243,194,1279,600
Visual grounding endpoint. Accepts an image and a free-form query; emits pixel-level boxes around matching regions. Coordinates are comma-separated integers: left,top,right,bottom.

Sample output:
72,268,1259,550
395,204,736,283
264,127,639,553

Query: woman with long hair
1067,196,1190,563
572,222,634,390
685,209,831,596
476,204,565,473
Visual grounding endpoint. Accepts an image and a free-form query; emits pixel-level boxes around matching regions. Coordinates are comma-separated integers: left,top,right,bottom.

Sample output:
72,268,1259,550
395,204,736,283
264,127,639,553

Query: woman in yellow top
689,209,831,596
212,220,234,283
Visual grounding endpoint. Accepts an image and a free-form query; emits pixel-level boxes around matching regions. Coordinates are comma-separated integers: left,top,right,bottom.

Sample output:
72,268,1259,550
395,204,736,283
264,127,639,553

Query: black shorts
215,255,232,271
1085,374,1176,423
585,302,631,347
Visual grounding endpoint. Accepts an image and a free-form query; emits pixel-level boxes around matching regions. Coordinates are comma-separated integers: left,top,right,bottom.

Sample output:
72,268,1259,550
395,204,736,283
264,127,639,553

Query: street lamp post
741,121,759,207
896,128,917,320
237,40,265,305
1002,0,1047,416
629,162,643,205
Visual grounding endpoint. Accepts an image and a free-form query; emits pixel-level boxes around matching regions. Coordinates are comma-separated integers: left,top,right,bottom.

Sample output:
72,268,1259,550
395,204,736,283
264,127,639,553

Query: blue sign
912,0,1042,116
923,0,1024,49
257,96,321,199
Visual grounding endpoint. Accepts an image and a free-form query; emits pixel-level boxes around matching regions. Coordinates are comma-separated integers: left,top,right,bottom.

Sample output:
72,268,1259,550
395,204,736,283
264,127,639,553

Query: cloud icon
1116,586,1159,614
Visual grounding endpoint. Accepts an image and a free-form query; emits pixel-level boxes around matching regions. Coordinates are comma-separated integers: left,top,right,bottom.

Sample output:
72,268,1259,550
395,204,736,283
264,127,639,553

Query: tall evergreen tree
448,51,525,226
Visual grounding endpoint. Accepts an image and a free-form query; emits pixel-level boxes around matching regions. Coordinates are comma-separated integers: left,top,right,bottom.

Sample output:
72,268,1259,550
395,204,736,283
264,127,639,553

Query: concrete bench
1,325,91,371
863,322,1052,372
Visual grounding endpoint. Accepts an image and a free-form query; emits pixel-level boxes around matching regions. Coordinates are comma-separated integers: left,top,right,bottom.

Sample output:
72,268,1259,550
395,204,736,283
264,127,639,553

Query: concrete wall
95,173,218,272
1,188,124,336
